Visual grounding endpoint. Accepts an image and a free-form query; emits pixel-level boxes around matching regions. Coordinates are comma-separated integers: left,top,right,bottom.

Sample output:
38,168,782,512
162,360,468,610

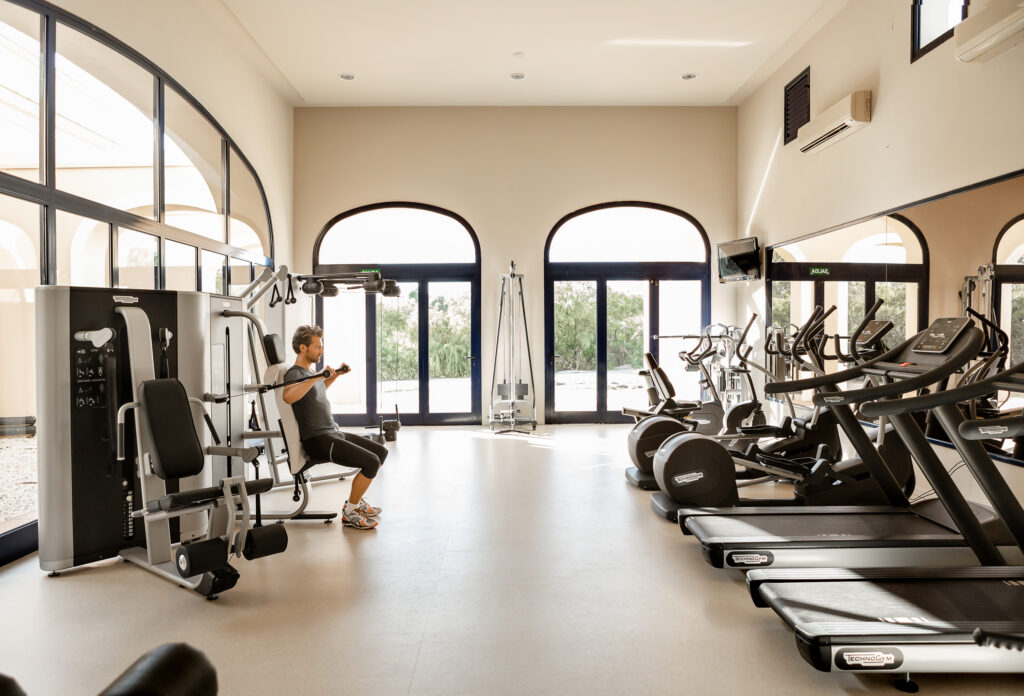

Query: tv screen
717,238,761,282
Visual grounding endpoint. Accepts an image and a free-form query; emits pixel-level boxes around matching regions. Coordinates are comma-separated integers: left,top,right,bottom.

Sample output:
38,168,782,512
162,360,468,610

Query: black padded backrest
643,352,675,400
264,333,285,366
139,379,205,480
99,643,217,696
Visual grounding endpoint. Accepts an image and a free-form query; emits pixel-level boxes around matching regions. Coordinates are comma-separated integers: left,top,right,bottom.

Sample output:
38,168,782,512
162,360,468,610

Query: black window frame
990,213,1024,362
912,0,970,63
0,0,276,566
312,201,483,427
543,201,712,425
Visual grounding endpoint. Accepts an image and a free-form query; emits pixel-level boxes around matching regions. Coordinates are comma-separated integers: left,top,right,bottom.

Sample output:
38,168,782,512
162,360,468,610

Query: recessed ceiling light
680,73,697,80
338,73,355,81
512,51,525,58
509,72,526,80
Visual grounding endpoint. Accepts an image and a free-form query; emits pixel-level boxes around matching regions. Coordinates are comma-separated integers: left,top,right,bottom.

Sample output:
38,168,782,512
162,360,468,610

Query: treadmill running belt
760,579,1024,640
686,512,960,544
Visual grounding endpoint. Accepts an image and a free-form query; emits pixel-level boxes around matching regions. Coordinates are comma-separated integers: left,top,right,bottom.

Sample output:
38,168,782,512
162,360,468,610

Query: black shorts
302,430,388,479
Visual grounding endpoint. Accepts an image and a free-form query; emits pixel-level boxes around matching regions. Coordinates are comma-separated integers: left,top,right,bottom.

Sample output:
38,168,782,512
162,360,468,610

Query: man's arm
282,366,335,404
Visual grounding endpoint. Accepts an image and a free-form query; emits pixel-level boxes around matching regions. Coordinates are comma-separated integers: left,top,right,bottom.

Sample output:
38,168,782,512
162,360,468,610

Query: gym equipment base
120,546,238,597
625,466,659,490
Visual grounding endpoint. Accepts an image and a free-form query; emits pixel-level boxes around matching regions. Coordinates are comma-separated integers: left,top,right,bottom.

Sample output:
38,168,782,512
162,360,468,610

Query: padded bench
146,478,274,513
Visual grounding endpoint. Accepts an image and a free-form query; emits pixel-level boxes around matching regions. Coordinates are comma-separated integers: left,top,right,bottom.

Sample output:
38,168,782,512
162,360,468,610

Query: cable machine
489,261,537,433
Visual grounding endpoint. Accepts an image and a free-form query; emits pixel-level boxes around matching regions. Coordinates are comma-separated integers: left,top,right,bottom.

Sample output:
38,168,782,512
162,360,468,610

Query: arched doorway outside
543,202,711,424
313,202,482,425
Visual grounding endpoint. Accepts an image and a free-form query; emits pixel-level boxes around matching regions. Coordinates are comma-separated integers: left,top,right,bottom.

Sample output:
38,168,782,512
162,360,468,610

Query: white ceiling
221,0,846,107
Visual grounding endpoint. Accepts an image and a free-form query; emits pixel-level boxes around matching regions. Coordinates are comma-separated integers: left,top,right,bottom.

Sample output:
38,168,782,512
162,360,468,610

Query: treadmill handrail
808,328,985,407
960,413,1024,441
860,360,1024,419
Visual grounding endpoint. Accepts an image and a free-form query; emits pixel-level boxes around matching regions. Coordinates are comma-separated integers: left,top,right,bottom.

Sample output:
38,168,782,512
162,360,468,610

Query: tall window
0,0,275,563
993,215,1024,366
912,0,969,62
544,203,710,424
314,203,482,426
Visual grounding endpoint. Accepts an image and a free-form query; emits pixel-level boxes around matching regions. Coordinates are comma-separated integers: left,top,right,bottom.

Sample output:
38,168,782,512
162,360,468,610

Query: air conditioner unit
795,90,871,154
954,0,1024,63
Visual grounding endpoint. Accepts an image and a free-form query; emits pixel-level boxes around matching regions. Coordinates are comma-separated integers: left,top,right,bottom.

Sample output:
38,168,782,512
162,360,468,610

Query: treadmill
682,315,1023,570
745,360,1024,676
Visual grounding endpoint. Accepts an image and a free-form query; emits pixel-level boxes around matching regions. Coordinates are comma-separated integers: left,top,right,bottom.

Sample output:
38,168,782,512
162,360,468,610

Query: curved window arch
543,202,711,424
992,215,1024,366
317,203,479,265
313,203,482,427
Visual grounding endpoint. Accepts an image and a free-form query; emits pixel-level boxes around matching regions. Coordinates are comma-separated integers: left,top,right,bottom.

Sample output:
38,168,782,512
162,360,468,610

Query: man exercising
283,325,387,530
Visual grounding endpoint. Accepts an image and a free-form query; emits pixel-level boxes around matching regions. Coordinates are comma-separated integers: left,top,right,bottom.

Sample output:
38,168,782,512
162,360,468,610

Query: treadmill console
856,320,893,348
912,317,971,354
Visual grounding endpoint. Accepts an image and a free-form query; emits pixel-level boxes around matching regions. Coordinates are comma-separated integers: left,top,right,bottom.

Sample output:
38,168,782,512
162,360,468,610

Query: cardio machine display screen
911,317,971,354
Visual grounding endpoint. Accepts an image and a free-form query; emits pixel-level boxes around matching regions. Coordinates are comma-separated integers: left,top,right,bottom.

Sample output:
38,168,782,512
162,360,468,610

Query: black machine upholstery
145,478,274,513
264,333,285,366
140,379,205,480
99,643,217,696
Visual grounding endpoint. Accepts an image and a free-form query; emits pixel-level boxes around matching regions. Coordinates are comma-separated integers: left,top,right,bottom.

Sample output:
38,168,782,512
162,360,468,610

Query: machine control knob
74,328,115,348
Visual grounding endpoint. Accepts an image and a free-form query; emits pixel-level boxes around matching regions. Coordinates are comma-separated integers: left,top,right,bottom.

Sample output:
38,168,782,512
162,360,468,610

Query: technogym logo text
673,471,705,486
835,648,904,670
726,552,773,567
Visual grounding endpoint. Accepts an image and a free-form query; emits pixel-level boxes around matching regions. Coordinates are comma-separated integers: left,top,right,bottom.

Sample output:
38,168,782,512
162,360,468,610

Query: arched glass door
543,203,711,424
314,203,482,425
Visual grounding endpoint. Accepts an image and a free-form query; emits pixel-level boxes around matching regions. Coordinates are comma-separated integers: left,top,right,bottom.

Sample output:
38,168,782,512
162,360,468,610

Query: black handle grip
959,414,1024,441
205,414,221,445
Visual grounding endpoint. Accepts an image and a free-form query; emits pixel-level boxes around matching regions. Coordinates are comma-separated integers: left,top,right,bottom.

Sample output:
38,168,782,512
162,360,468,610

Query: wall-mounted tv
717,237,761,283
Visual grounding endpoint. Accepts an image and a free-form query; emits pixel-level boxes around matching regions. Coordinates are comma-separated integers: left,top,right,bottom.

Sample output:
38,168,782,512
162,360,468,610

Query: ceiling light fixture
509,72,526,80
681,73,697,80
607,38,752,48
338,73,355,81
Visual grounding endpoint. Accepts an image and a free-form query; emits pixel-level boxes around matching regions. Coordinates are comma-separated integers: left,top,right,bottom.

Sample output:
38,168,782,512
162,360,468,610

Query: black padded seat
139,379,205,480
146,478,274,513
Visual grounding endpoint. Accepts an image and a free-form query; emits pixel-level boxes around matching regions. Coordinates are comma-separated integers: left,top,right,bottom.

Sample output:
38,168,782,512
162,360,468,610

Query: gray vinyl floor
1,425,1022,695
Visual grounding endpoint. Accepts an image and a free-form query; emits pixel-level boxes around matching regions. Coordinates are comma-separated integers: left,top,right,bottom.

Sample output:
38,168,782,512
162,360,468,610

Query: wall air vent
783,67,811,145
795,91,871,154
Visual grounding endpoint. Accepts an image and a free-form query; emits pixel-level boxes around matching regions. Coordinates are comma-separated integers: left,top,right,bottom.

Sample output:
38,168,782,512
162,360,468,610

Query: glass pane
0,2,41,182
768,280,816,404
56,212,108,287
0,193,40,532
318,207,475,265
772,216,922,265
164,240,196,291
322,291,367,415
164,86,225,240
228,148,269,256
201,250,226,294
876,282,918,348
549,207,706,263
553,280,597,412
919,0,966,48
229,257,251,296
116,229,158,289
606,280,649,413
822,281,866,368
428,282,472,414
377,281,419,415
55,23,155,218
656,281,703,404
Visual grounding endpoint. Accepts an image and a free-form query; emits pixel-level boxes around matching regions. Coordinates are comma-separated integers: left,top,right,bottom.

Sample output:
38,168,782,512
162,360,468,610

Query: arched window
314,203,481,426
993,215,1024,366
543,202,710,424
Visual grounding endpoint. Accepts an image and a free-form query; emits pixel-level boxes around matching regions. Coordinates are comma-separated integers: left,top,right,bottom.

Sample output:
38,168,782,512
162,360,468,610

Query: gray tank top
284,365,337,441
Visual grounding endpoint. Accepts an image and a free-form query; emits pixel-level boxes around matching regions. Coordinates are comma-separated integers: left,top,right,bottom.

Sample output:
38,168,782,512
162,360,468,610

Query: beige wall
294,107,738,421
57,0,297,268
735,0,1024,335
